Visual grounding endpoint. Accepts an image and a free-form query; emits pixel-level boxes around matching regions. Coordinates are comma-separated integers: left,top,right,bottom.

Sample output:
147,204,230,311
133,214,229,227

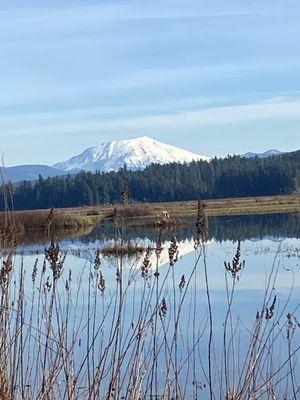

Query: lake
1,213,300,399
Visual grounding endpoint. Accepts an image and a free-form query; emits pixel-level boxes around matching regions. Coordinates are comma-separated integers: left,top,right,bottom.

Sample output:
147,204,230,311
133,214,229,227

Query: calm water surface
7,213,300,398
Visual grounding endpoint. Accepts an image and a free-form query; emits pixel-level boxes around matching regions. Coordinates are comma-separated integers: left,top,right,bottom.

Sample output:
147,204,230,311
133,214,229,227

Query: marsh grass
107,204,153,222
0,203,299,399
0,209,93,247
107,204,187,231
101,242,153,257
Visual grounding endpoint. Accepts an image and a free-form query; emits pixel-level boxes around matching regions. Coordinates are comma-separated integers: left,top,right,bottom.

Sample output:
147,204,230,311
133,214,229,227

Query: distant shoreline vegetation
1,151,299,211
0,196,299,243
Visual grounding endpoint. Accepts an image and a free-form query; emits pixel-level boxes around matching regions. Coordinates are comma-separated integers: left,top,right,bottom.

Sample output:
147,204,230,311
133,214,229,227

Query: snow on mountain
241,149,283,159
53,136,210,173
17,237,211,270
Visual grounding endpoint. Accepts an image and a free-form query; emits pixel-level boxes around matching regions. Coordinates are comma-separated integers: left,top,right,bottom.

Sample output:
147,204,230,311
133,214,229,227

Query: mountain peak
53,136,210,173
242,149,283,159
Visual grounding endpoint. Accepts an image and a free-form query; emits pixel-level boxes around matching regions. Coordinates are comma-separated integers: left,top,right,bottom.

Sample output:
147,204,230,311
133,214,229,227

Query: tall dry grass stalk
0,198,299,399
0,364,13,400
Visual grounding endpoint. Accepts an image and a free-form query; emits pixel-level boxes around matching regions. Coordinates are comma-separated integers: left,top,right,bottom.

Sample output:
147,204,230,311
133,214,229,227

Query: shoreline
0,194,299,232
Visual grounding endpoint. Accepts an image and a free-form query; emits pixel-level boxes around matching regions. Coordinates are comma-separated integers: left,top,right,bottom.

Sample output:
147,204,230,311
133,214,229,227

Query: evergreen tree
3,151,299,211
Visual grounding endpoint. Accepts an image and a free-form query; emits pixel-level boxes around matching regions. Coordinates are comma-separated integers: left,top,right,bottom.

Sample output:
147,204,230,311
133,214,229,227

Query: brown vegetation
1,194,299,234
0,204,300,398
0,208,94,246
101,242,152,257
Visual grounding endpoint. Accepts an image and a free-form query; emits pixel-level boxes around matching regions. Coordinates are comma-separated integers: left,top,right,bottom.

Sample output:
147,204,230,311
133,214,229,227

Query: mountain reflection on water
7,212,300,398
18,212,300,257
72,212,300,246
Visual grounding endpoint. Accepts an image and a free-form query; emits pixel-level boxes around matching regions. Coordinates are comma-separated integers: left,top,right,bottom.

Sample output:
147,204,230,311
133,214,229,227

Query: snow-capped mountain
53,136,210,173
5,137,288,184
241,149,283,159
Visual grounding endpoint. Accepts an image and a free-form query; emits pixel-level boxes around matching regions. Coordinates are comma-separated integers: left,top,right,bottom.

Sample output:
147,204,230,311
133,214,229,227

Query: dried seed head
179,275,186,291
224,241,245,280
65,269,72,291
43,276,52,293
31,258,38,283
94,249,101,270
0,365,13,400
155,228,163,259
98,271,106,294
45,240,66,281
0,251,13,290
47,207,54,227
42,259,47,274
116,268,121,283
159,297,167,318
141,246,152,281
265,295,277,320
194,200,208,248
168,234,179,266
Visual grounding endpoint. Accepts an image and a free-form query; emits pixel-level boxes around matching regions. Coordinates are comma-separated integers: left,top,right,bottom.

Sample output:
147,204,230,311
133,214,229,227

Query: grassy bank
0,209,94,245
61,193,300,221
1,194,299,232
154,193,300,217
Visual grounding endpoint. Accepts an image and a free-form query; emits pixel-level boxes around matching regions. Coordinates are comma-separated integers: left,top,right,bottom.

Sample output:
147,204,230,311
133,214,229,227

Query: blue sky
1,0,300,166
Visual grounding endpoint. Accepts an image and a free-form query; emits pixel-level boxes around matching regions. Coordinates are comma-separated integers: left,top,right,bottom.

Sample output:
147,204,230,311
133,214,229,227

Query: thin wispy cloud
0,0,299,164
1,60,300,108
0,2,258,33
4,99,300,137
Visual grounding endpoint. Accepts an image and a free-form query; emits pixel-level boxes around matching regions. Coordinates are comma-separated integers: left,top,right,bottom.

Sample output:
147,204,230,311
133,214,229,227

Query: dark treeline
1,151,299,210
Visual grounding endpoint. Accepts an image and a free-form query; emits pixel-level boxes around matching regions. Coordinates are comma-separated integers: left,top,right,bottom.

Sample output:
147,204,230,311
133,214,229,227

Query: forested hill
1,150,299,210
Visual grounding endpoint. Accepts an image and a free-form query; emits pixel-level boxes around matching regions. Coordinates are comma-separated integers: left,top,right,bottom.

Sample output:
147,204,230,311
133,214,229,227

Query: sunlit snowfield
2,214,300,399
